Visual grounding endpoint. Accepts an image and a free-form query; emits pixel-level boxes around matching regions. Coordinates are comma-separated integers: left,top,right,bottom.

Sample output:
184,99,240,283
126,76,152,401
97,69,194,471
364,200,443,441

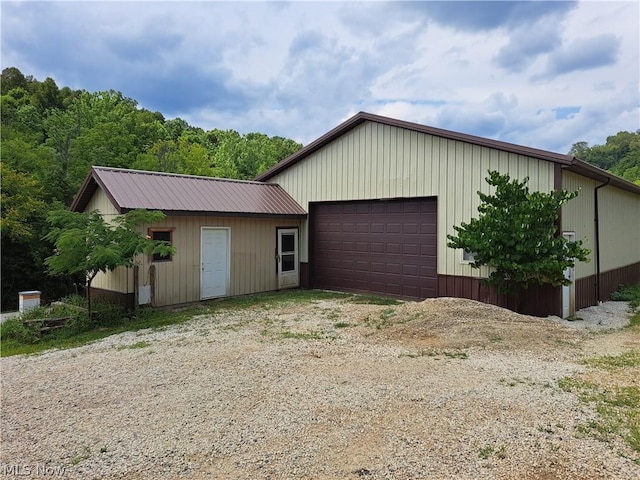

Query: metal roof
255,112,640,195
71,167,307,218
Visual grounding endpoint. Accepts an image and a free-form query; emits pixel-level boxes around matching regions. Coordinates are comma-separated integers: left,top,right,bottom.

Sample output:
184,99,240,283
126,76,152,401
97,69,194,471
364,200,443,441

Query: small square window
281,233,295,253
150,230,173,262
462,250,475,263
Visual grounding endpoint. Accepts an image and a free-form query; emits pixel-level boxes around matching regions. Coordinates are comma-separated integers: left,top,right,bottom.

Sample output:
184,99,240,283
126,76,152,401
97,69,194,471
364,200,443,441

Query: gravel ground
547,301,634,330
1,297,638,479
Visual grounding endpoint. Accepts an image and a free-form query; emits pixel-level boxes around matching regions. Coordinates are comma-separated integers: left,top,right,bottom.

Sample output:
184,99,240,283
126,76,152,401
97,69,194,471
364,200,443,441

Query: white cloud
1,0,637,152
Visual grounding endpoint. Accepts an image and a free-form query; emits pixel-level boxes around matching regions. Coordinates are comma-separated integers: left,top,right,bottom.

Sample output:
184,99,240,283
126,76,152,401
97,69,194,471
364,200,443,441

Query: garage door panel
402,244,419,255
402,223,418,234
386,243,402,254
403,264,419,276
311,198,437,300
403,285,419,297
421,222,437,234
356,242,369,252
420,243,437,256
371,223,385,233
371,242,385,253
420,265,437,277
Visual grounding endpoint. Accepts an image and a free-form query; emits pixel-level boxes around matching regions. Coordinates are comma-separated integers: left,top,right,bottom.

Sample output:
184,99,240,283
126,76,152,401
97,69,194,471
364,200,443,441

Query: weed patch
333,322,352,329
478,444,506,460
586,350,640,370
558,352,640,460
611,283,640,310
261,328,330,341
399,349,468,360
116,340,151,350
347,295,403,306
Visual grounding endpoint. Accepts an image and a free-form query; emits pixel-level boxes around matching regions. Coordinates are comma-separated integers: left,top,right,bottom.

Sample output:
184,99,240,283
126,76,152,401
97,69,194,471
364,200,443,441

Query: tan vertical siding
84,187,119,218
562,171,597,279
137,215,301,307
269,120,555,278
84,188,133,293
598,187,640,271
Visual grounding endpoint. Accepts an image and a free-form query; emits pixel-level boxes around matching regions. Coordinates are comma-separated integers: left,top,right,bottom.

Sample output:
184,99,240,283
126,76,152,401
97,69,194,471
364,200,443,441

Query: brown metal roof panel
87,167,307,216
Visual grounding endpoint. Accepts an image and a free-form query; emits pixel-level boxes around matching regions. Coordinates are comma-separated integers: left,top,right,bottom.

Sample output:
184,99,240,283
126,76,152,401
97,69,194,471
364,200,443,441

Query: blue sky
2,1,638,154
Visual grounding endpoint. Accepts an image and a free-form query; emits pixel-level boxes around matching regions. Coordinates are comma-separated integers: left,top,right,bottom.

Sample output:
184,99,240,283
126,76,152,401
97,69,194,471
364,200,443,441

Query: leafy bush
611,284,640,310
91,299,128,326
1,295,127,347
0,317,41,344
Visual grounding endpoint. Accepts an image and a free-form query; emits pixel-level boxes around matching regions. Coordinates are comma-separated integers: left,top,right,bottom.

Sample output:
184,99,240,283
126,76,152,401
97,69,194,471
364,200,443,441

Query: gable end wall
268,120,556,279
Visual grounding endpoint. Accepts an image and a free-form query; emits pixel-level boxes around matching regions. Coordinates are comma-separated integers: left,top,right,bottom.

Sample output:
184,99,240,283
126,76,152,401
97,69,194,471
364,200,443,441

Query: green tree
1,67,28,95
447,171,590,308
44,209,176,315
570,130,640,184
0,164,69,311
0,164,47,242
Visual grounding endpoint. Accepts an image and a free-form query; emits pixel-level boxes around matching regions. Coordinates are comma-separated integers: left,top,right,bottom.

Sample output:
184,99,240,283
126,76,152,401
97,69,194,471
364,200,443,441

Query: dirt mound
379,297,584,356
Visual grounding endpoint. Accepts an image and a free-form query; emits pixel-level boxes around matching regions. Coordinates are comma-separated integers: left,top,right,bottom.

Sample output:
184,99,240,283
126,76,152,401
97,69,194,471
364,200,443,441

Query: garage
310,197,437,299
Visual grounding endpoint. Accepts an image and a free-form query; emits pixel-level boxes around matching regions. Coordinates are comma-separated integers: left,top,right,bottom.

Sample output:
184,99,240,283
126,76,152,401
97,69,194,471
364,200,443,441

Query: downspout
594,178,611,304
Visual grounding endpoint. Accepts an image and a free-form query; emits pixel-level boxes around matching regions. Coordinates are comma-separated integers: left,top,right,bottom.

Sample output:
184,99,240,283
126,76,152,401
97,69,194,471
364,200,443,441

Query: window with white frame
461,250,475,263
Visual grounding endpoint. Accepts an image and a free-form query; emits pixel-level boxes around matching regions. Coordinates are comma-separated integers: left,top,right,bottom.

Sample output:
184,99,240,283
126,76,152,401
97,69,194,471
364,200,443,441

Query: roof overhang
565,158,640,194
255,111,639,196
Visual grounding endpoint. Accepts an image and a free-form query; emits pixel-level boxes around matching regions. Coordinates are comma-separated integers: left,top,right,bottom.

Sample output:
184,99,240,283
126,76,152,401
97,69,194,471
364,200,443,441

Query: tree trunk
87,272,98,320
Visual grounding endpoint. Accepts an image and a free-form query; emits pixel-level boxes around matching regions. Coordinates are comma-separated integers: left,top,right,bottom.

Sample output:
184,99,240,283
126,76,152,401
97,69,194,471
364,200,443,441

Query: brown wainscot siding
300,262,310,289
576,262,640,310
437,275,562,317
575,275,596,311
89,287,136,311
600,262,640,303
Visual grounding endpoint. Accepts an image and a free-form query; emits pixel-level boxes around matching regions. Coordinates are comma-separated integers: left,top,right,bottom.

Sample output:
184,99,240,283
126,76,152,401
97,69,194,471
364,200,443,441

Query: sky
1,1,639,154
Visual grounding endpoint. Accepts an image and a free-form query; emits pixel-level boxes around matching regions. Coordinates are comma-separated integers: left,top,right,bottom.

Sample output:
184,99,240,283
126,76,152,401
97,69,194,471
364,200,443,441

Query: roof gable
71,167,307,218
255,112,640,195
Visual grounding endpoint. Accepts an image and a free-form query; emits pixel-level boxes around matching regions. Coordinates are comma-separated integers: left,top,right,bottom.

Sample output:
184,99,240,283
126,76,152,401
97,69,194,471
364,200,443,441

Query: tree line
569,132,640,186
1,67,302,310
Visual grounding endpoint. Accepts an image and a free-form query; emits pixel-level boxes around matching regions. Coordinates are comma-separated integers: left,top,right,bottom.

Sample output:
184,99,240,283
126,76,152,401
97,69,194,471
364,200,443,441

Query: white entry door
201,228,230,299
562,232,576,318
277,228,299,289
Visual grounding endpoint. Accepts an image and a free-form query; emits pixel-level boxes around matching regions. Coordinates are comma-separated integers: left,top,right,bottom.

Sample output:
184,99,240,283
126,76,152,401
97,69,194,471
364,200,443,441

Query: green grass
558,349,640,461
558,284,640,465
477,444,506,460
1,289,395,357
586,350,640,370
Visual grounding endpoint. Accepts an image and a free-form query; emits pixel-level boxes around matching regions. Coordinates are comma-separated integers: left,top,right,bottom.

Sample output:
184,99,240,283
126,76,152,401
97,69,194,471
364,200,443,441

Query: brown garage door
310,198,437,299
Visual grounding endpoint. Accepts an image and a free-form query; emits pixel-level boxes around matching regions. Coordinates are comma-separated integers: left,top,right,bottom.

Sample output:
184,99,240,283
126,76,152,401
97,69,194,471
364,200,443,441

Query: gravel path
1,298,638,479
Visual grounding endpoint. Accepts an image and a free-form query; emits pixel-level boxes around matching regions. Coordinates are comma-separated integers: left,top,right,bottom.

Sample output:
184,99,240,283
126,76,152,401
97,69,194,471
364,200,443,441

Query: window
461,250,475,263
150,229,173,262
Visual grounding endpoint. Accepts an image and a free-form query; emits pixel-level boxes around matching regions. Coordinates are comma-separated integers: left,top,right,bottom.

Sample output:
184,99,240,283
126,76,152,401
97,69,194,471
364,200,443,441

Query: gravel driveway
1,296,639,479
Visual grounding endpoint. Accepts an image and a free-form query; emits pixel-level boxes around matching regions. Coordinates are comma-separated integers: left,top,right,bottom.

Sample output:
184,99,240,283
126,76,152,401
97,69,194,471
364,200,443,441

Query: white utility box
19,291,41,313
138,285,151,305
